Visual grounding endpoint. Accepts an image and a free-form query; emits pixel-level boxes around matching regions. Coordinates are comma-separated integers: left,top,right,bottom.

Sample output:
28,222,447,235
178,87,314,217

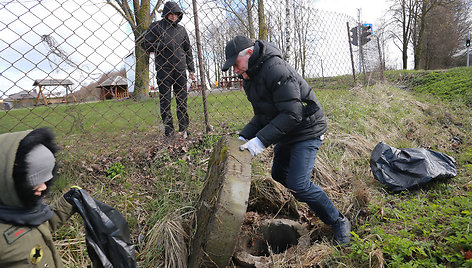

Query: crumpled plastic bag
67,188,137,268
369,142,457,192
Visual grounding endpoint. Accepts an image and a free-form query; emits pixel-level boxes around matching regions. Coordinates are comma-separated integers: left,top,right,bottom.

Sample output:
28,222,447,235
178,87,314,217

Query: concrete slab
188,136,252,267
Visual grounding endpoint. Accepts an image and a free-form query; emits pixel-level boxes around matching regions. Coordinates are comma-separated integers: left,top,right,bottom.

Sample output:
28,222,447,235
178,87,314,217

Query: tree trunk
133,44,150,100
284,0,291,61
402,41,408,69
132,1,151,99
413,3,427,69
394,0,415,70
247,0,255,39
258,0,267,40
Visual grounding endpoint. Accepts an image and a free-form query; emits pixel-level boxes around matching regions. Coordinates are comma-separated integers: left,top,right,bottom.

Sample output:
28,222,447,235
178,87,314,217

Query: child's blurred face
33,183,47,197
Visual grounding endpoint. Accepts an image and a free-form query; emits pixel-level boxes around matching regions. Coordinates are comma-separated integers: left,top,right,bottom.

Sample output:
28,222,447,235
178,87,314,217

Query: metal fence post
467,30,470,67
192,0,211,133
347,22,356,83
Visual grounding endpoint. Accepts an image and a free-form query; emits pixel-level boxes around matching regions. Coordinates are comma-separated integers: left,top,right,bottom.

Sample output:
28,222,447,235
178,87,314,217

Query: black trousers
156,68,189,134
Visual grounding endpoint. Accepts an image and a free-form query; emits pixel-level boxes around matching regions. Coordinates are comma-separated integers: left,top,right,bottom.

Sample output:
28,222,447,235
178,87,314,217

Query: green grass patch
0,91,252,138
350,191,472,267
385,67,472,106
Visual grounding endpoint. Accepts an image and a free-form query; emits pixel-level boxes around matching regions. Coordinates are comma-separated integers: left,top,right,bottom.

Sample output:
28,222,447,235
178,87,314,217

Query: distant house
97,76,129,100
5,90,38,108
7,89,37,100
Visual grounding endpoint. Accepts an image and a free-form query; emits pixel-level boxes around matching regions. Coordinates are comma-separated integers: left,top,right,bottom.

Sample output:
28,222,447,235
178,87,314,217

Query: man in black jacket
222,36,351,245
141,1,195,137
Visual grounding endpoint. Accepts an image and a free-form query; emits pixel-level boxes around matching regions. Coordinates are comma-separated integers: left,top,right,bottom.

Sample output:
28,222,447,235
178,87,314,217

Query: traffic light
467,38,470,47
350,26,358,46
360,24,372,46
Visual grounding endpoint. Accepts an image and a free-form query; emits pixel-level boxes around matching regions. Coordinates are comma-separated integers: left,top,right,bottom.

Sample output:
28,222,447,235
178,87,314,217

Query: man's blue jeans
271,138,340,225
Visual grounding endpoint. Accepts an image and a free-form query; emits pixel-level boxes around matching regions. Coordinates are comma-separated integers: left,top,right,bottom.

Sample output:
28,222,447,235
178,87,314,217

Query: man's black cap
222,36,254,71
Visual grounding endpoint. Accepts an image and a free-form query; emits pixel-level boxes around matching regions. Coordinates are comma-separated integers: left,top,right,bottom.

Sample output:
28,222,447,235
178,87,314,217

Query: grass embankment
386,67,472,106
299,77,471,267
4,68,470,266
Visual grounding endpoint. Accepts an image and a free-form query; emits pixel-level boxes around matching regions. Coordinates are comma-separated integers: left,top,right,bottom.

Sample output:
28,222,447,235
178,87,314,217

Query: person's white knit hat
25,144,55,187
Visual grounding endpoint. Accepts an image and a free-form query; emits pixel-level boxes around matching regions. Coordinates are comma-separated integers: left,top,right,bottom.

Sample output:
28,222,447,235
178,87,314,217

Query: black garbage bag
66,188,137,268
370,142,457,192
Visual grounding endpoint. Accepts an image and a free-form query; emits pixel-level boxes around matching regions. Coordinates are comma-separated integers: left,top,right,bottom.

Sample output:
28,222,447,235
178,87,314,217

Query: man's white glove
238,136,247,142
240,137,265,157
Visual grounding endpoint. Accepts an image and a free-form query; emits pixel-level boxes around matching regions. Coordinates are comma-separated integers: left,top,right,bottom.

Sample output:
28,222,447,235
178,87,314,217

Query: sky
313,0,406,69
0,0,133,98
314,0,391,28
0,0,401,98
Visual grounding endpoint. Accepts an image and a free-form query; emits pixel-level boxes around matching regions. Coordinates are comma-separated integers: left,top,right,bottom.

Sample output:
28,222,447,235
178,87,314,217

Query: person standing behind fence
222,36,351,245
141,1,195,137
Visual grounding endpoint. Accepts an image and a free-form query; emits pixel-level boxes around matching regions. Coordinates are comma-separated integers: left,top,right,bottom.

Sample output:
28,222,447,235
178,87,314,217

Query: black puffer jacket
141,1,195,72
239,40,327,147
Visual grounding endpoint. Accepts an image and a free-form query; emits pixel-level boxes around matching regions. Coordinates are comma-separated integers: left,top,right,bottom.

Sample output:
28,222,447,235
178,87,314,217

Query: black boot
164,125,174,137
332,213,351,245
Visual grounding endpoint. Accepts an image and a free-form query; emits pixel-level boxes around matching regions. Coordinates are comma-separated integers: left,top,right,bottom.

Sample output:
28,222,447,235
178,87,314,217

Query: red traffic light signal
360,24,372,45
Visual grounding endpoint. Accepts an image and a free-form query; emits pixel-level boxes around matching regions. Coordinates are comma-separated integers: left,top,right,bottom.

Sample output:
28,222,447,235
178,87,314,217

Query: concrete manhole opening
251,220,300,255
234,218,310,267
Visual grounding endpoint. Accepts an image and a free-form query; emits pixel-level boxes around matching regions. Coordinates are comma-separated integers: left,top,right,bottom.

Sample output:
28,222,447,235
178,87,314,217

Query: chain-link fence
0,0,380,140
0,1,393,266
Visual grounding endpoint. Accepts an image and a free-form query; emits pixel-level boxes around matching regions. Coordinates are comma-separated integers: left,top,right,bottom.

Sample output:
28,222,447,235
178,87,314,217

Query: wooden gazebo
33,79,76,105
97,76,129,100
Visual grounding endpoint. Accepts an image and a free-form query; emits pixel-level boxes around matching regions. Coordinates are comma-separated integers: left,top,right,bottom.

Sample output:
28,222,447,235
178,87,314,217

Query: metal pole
321,59,325,86
192,0,211,133
467,30,470,67
357,9,362,74
377,36,384,81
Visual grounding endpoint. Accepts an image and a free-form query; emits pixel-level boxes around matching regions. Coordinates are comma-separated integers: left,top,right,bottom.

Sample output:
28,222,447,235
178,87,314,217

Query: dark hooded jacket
0,128,74,268
141,1,195,73
239,40,327,147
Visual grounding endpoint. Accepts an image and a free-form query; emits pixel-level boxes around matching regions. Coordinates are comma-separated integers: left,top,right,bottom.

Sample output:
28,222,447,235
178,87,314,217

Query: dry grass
144,210,194,268
299,241,336,267
55,237,89,267
248,175,299,218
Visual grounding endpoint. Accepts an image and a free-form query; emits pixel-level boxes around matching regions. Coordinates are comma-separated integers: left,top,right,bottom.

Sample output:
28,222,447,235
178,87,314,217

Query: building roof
33,79,73,86
7,90,38,100
98,76,128,87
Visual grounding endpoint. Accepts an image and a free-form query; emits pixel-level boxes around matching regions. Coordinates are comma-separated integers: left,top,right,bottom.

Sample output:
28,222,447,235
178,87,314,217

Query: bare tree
201,22,227,85
265,1,287,54
211,0,254,37
284,0,291,61
410,0,446,69
106,0,164,100
387,0,417,69
292,2,312,77
199,0,252,80
420,0,472,68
